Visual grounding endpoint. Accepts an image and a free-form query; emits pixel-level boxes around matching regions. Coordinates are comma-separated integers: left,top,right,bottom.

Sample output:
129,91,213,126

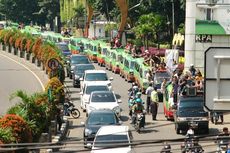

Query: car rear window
86,86,109,95
88,113,117,125
94,135,129,147
91,92,115,102
85,73,108,81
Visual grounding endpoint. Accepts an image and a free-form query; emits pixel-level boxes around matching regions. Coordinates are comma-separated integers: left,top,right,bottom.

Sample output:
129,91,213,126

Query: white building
185,0,230,73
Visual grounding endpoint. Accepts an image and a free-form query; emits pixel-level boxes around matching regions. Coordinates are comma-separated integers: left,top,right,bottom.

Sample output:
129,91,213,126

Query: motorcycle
216,139,229,153
181,137,204,153
211,112,223,125
161,143,172,153
134,112,145,133
64,100,80,119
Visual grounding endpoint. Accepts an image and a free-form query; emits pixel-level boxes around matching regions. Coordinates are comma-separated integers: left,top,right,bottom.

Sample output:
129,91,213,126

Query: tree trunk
116,0,128,33
84,4,94,37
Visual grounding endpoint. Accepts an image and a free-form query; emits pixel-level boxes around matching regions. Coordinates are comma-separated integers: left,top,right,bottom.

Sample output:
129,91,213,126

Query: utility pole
172,0,175,36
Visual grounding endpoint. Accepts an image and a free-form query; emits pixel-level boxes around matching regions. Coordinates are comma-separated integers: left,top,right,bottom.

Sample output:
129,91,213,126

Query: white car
80,70,113,91
86,91,122,117
90,125,132,153
80,82,110,112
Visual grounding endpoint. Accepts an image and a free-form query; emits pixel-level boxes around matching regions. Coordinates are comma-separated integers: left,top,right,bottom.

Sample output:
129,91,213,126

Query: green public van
122,52,135,82
86,40,98,62
97,41,109,66
104,47,113,70
134,58,151,93
110,48,122,74
69,37,84,54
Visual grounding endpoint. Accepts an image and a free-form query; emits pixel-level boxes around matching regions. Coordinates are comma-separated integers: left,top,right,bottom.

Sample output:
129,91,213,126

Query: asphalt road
0,51,46,116
60,62,230,153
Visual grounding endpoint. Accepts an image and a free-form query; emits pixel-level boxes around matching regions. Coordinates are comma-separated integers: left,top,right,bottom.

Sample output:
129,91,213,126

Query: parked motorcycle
64,100,80,119
134,112,145,133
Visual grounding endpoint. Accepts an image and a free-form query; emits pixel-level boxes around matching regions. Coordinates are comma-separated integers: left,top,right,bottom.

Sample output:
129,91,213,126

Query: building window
206,8,212,20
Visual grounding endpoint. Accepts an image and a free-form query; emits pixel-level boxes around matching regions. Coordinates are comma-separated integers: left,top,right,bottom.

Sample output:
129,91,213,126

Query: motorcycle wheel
71,108,80,119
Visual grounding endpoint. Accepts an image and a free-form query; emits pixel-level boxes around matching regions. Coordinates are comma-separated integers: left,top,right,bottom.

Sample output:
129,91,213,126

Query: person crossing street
150,86,159,120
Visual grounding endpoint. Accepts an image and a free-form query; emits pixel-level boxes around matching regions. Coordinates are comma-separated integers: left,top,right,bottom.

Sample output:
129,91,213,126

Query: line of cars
65,53,132,152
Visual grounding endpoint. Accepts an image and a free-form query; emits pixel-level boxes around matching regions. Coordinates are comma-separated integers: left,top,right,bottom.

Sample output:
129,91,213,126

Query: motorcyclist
160,142,171,153
216,127,230,151
130,98,145,126
128,83,139,99
128,92,142,119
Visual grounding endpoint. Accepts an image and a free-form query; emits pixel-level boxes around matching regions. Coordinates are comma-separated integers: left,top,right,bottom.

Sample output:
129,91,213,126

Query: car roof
85,82,109,86
91,91,113,94
75,64,94,67
85,70,106,73
90,109,116,115
179,96,204,102
97,126,129,136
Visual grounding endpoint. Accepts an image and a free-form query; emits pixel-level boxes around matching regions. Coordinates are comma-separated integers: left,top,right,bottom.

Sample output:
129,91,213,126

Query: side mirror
86,143,92,149
118,99,122,103
80,92,83,95
79,78,83,81
109,77,113,81
118,121,123,125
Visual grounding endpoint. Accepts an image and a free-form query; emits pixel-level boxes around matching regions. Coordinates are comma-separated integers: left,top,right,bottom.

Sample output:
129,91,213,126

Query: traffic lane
0,53,43,115
62,63,222,152
92,63,223,152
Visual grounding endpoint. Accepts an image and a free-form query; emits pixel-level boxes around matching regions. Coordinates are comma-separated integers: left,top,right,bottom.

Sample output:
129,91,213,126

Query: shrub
0,114,32,143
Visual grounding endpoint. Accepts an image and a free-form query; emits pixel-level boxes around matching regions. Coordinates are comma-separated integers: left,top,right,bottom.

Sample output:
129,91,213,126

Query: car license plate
189,122,198,128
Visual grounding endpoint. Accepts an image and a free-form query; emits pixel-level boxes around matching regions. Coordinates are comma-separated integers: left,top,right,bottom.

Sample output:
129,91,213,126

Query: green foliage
0,0,40,24
134,13,166,46
0,127,15,143
9,90,50,141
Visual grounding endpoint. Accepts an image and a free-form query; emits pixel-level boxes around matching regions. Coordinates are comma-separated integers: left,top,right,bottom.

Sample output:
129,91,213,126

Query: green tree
0,0,39,24
73,4,86,29
37,0,60,29
134,13,166,48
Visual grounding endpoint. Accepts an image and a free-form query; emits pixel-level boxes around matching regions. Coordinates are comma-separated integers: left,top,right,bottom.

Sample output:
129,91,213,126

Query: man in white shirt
145,83,153,114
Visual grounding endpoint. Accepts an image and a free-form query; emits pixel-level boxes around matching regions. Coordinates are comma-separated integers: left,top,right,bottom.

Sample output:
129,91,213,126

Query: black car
82,109,121,147
73,64,95,87
174,95,209,134
66,54,90,79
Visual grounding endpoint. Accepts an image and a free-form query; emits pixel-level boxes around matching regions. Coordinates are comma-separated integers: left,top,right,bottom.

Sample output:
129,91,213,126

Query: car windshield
86,86,109,95
154,72,171,84
85,73,108,81
71,56,89,64
179,98,204,108
88,113,117,125
74,65,95,74
57,44,69,51
94,135,129,148
91,92,116,102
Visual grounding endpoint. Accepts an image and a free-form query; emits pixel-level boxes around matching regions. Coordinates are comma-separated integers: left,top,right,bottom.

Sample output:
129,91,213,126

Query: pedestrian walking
150,87,159,120
145,83,153,114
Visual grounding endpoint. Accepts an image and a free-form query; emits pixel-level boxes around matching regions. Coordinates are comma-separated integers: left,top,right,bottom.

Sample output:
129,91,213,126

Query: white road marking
0,53,45,91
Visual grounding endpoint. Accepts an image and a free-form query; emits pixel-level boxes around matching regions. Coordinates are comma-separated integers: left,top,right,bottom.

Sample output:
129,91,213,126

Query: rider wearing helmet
131,98,145,125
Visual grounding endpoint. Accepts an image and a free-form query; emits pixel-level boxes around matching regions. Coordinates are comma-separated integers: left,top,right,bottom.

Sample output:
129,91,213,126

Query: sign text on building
195,34,212,43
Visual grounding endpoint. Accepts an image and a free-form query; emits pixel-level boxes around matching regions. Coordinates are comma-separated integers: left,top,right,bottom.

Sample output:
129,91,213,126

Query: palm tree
9,90,50,141
73,4,86,29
